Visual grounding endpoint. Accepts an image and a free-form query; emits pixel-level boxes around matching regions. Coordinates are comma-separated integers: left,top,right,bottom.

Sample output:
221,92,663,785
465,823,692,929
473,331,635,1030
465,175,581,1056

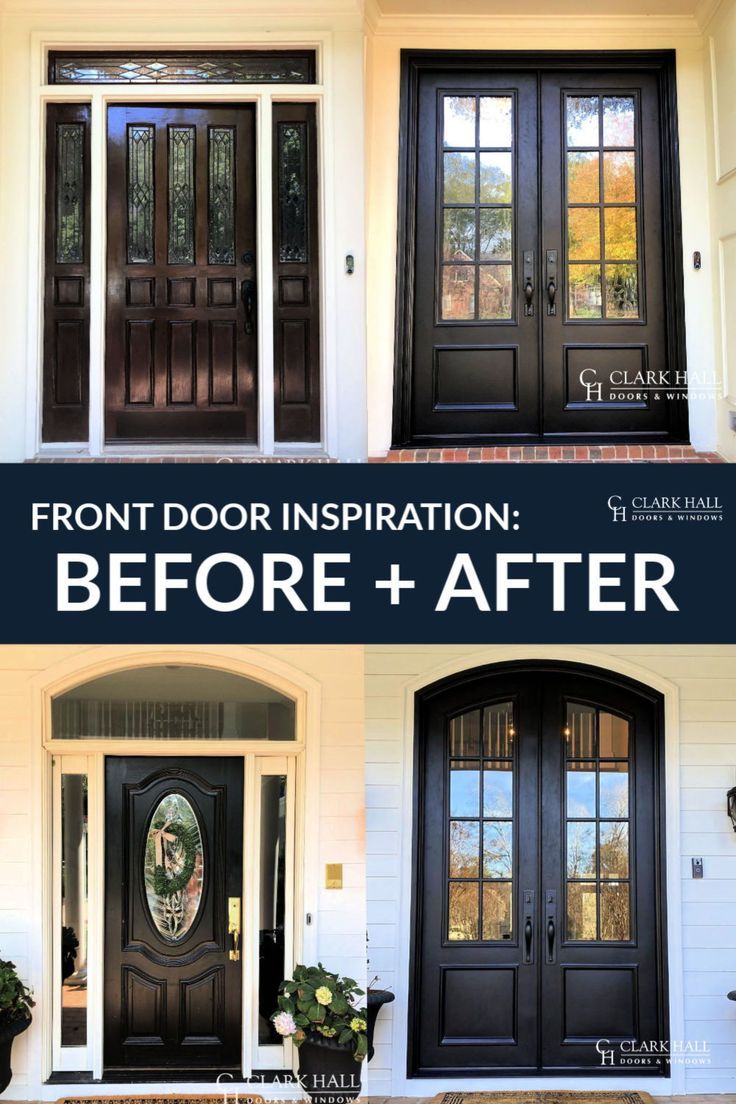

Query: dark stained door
104,757,243,1074
398,55,687,447
106,105,257,443
411,665,667,1076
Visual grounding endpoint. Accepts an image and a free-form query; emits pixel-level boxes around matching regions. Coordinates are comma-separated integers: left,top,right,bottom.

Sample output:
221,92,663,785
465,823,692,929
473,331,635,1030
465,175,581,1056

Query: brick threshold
373,445,725,463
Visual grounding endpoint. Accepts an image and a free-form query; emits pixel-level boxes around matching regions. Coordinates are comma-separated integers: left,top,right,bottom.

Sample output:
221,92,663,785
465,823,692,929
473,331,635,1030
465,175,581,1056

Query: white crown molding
367,11,702,38
695,0,728,30
0,0,363,15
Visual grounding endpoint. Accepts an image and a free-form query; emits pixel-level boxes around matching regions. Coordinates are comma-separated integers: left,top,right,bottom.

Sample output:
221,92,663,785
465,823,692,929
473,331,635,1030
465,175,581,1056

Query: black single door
105,757,243,1075
397,53,687,447
106,106,257,443
411,665,667,1076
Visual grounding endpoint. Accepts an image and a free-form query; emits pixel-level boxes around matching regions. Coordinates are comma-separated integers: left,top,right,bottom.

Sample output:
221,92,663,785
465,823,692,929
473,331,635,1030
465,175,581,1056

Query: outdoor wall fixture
727,786,736,831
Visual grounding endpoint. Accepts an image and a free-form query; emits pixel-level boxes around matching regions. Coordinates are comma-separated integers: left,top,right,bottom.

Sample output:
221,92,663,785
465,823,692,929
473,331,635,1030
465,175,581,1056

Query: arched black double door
410,662,668,1077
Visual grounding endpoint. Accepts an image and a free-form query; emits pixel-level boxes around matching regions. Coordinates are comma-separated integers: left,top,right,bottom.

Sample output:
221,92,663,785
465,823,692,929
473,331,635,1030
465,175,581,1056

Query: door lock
228,897,241,962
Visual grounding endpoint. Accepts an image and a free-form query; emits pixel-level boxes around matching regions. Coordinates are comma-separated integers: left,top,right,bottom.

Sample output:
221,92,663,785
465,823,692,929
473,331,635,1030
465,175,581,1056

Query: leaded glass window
144,793,204,943
127,124,154,263
49,50,316,85
56,123,85,264
168,126,195,265
278,123,308,263
208,127,235,265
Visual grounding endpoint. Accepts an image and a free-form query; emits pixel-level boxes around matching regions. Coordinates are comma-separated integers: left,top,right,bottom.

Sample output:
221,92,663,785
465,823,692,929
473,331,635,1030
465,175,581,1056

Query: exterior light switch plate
326,863,343,889
692,857,704,879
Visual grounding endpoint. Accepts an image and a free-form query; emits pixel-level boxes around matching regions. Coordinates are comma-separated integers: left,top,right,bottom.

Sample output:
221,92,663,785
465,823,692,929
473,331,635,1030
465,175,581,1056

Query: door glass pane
449,709,481,756
56,123,85,264
444,151,476,203
127,124,154,263
600,881,631,940
259,775,287,1045
443,208,476,260
449,881,479,940
567,882,598,940
566,762,596,817
144,793,204,943
50,50,316,85
564,702,632,941
479,153,512,203
565,93,641,320
208,126,235,265
567,821,597,877
450,761,480,816
567,151,599,204
278,122,308,263
483,821,513,878
603,96,636,147
483,882,513,940
450,820,480,877
479,265,512,320
566,96,599,146
479,209,512,261
484,763,513,816
446,703,515,942
61,773,88,1047
168,126,195,265
443,96,476,148
440,94,514,321
479,96,512,147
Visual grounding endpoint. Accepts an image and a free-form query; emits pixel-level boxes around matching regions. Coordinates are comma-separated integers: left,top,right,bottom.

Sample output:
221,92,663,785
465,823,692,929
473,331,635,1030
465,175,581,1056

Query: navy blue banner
0,463,730,643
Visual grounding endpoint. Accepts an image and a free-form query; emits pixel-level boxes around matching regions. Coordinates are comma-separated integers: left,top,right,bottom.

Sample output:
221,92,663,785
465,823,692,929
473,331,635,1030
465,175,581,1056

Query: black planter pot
298,1035,362,1104
366,988,395,1061
0,1016,31,1095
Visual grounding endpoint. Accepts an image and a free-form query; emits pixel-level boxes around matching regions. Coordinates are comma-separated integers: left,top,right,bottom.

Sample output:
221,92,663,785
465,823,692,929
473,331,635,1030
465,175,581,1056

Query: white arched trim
389,645,684,1097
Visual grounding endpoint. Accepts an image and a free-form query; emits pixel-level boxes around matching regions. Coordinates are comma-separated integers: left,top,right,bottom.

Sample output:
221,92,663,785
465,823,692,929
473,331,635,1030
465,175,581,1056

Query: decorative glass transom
565,94,641,320
565,702,632,941
447,702,515,942
440,94,514,322
145,793,204,942
48,51,316,85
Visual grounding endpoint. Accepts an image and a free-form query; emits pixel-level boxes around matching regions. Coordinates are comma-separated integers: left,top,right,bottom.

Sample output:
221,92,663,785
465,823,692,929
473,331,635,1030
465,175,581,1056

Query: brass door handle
228,897,241,962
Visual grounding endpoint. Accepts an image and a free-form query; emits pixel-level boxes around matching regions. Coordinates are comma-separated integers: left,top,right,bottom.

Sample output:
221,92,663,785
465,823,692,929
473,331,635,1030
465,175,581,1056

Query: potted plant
0,960,34,1095
271,964,367,1104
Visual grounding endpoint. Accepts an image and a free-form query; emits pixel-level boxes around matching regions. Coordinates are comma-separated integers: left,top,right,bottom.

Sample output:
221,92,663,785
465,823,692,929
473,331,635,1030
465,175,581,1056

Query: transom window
48,50,317,85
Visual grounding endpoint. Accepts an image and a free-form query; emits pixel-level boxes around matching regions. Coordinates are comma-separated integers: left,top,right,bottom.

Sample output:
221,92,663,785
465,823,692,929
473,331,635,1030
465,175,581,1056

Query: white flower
273,1011,298,1037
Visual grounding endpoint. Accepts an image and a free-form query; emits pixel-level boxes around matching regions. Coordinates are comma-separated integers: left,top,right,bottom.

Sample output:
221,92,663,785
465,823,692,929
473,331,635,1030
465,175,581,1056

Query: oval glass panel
144,793,204,943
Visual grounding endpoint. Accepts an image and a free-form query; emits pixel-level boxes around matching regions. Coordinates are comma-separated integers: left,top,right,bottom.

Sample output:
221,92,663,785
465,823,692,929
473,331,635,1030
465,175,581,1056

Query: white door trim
385,645,685,1097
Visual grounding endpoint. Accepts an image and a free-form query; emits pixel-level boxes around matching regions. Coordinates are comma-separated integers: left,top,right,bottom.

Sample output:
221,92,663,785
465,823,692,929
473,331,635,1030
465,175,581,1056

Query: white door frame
30,645,322,1098
26,32,337,459
385,645,686,1096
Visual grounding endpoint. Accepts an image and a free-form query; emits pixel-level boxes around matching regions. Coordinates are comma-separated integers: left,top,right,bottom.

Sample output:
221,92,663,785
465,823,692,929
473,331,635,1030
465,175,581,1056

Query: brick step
373,445,725,463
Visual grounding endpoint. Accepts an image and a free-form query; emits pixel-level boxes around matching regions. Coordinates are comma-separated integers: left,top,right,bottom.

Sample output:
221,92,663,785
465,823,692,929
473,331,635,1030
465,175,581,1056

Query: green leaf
307,1003,326,1023
354,1033,368,1061
330,994,349,1014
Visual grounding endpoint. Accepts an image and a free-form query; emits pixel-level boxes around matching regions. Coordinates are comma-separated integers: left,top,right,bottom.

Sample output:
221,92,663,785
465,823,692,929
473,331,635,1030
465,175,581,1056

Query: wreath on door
150,819,199,897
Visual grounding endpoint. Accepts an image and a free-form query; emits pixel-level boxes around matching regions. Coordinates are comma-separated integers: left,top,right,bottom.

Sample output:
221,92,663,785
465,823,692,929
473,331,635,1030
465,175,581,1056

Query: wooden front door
395,53,688,447
106,105,257,443
104,757,244,1075
411,665,667,1076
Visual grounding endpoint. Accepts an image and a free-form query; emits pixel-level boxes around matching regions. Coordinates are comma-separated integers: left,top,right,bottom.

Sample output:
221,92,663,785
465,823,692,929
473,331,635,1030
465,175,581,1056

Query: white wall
702,0,736,462
365,644,736,1095
0,644,365,1100
0,0,368,462
364,19,720,456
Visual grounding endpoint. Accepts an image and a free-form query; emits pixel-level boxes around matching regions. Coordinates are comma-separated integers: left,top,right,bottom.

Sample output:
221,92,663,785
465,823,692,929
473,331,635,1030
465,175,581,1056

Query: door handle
241,279,257,336
546,250,558,316
546,890,557,964
523,250,534,317
228,897,241,962
522,889,535,964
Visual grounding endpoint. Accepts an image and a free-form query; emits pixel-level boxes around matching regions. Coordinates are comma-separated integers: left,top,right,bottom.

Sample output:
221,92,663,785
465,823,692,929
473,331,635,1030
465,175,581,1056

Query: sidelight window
565,94,641,320
565,702,632,941
447,702,515,941
440,95,514,322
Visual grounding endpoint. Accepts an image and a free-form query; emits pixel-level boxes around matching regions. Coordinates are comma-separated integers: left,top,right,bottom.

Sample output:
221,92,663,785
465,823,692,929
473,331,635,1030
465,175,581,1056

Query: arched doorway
409,661,668,1077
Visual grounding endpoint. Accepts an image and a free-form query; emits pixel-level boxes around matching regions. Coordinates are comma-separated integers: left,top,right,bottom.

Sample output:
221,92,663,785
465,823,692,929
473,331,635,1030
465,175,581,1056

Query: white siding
365,645,736,1096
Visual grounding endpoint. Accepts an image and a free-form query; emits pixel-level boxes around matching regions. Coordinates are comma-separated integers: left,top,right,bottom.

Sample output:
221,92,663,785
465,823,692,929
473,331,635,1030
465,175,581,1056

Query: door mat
433,1095,654,1104
60,1098,266,1104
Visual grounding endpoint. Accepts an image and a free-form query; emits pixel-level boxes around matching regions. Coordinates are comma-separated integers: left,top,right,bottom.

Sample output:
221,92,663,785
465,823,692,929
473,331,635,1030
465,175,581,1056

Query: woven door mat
432,1094,654,1104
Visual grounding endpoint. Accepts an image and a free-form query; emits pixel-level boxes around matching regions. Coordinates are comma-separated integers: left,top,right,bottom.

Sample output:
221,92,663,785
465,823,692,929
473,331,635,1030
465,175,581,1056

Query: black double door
401,56,687,446
411,666,667,1076
104,757,243,1075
